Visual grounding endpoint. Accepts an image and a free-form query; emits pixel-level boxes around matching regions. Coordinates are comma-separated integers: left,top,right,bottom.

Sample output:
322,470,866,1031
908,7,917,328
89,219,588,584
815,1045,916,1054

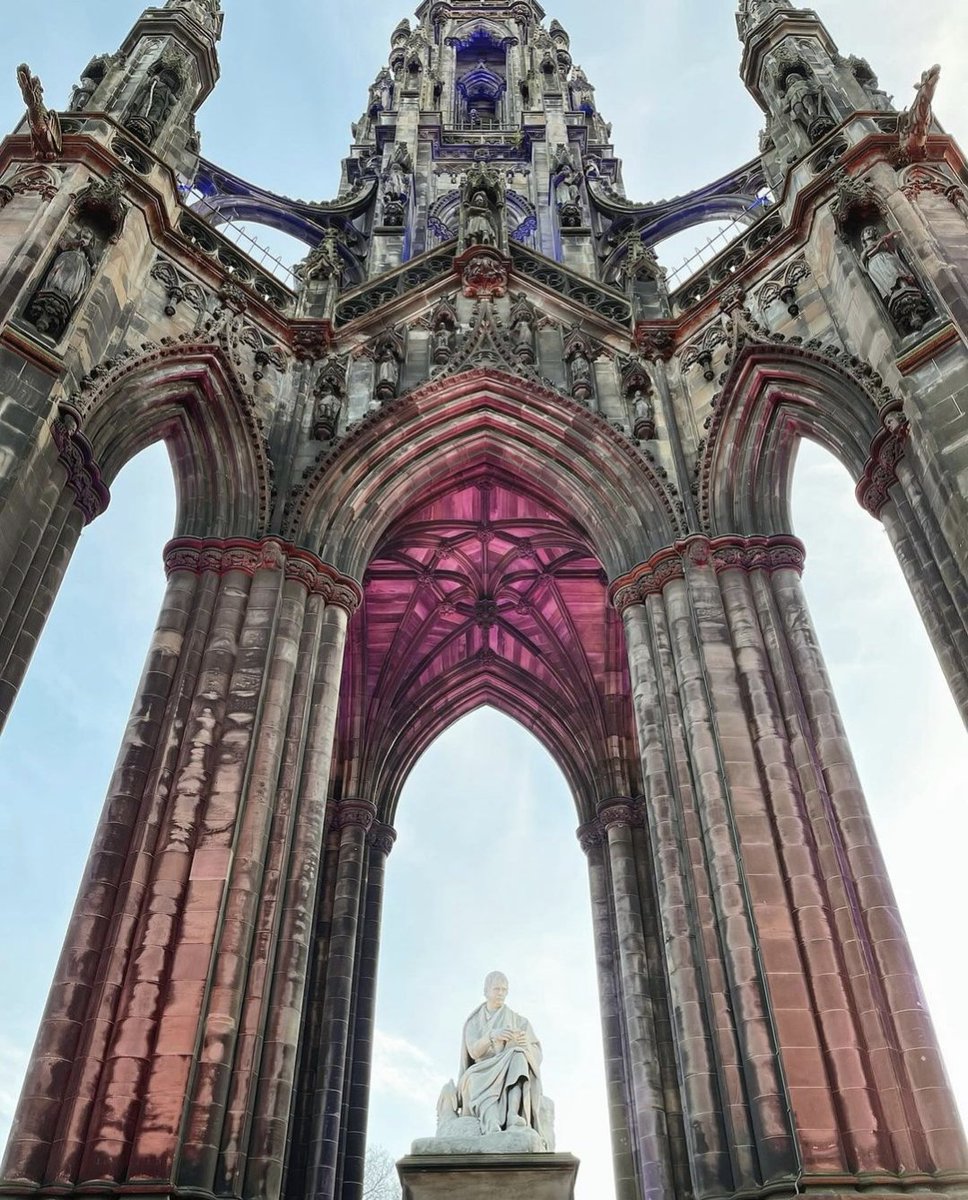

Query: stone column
612,533,968,1197
306,798,376,1200
340,821,396,1200
0,415,107,730
578,821,638,1200
0,537,361,1200
597,798,674,1200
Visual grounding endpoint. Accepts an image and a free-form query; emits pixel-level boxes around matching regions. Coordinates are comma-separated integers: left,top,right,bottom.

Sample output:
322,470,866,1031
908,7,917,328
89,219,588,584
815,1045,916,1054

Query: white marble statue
413,972,555,1155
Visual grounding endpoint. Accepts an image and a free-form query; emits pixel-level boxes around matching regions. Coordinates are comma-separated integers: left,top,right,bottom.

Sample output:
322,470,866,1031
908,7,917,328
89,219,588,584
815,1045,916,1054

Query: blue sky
1,3,967,1197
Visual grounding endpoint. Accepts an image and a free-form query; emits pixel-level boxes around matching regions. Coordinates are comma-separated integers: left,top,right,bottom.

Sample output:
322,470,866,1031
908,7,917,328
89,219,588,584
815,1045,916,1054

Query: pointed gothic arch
698,335,891,533
71,340,273,537
293,367,685,581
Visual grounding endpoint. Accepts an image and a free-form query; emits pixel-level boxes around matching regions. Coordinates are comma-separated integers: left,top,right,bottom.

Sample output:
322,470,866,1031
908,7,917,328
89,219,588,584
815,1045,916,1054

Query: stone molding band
856,409,910,518
164,536,363,612
609,534,806,613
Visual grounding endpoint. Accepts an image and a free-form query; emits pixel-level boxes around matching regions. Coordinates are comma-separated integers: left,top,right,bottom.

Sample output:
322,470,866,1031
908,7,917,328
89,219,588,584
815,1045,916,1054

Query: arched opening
367,706,616,1197
452,27,510,128
0,443,176,1148
791,440,968,1121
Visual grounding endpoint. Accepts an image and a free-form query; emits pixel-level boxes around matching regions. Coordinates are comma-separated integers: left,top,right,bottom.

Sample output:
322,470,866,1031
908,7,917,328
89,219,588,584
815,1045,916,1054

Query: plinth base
397,1153,579,1200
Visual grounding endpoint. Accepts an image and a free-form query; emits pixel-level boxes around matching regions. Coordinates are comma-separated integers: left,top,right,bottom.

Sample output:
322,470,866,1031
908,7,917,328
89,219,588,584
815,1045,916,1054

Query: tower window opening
453,28,508,129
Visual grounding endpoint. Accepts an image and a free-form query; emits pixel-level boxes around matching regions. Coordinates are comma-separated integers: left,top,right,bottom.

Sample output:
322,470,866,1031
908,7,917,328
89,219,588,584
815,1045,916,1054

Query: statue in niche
860,225,933,333
69,57,110,112
428,972,555,1153
126,57,182,144
26,225,100,340
465,191,498,247
512,311,535,361
553,155,583,228
432,320,457,365
568,342,594,402
382,142,412,228
374,333,403,401
781,66,833,143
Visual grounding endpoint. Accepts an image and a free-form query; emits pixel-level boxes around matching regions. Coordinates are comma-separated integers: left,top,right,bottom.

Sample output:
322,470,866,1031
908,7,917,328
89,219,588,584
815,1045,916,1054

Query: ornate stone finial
898,65,941,163
16,63,62,160
735,0,793,39
164,0,223,34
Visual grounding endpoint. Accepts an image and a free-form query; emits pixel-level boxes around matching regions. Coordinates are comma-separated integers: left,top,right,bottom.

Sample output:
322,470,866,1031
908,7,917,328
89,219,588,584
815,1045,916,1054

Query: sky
1,3,967,1199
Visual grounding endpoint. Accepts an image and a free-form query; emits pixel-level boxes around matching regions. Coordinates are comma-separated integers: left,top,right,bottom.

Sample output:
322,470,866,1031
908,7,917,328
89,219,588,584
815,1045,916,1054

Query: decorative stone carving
563,326,596,402
774,52,834,143
0,164,59,209
311,355,347,440
415,973,554,1156
164,537,363,611
429,298,459,365
16,63,62,160
508,295,537,363
461,252,510,300
898,65,940,164
381,142,413,228
69,55,112,112
459,162,506,254
860,225,934,335
373,328,404,401
26,226,101,341
72,171,129,242
50,410,110,525
856,405,910,518
621,357,656,440
550,144,583,228
758,258,810,317
830,170,884,233
125,51,184,145
150,257,209,317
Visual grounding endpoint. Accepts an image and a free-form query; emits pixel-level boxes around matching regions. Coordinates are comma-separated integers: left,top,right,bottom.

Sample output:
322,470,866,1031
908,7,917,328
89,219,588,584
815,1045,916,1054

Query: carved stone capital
856,406,910,518
51,411,110,525
336,798,378,833
369,822,398,857
597,798,638,832
610,534,806,612
164,537,363,612
576,818,605,854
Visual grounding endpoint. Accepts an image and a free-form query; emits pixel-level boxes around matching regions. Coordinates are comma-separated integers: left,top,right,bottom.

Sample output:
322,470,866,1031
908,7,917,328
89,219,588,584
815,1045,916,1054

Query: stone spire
739,0,894,166
65,0,223,176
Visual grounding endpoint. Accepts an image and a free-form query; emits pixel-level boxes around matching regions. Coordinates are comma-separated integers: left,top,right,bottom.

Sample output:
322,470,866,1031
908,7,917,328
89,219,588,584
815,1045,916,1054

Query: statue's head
861,225,880,248
483,971,509,1006
472,191,488,205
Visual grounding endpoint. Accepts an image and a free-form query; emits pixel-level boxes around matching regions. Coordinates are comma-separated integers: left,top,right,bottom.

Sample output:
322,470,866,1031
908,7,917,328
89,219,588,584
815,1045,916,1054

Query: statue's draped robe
458,1002,551,1147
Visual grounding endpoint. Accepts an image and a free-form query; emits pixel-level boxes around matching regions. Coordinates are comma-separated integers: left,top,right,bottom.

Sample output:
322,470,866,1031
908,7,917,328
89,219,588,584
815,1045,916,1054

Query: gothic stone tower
1,1,968,1199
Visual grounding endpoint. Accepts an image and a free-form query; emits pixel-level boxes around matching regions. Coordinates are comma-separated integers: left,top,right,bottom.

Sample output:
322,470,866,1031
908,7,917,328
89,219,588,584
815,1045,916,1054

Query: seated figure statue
420,971,555,1154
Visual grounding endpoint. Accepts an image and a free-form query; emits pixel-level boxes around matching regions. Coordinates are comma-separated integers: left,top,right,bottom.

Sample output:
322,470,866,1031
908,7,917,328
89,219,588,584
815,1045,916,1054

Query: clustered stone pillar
286,804,396,1200
609,533,968,1198
0,536,361,1200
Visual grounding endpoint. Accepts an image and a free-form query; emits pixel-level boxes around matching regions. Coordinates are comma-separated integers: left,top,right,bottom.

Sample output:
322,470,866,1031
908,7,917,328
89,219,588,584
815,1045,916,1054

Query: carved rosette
51,413,110,525
163,536,363,612
856,408,910,518
610,534,807,613
459,250,510,300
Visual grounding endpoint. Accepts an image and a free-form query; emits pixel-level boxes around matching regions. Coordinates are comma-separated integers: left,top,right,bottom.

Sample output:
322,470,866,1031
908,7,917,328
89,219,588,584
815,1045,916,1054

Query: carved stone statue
512,312,535,361
374,335,402,400
26,226,100,340
382,143,412,227
414,972,555,1155
127,59,182,144
860,226,933,333
17,64,62,160
432,321,457,365
781,67,832,142
465,191,498,247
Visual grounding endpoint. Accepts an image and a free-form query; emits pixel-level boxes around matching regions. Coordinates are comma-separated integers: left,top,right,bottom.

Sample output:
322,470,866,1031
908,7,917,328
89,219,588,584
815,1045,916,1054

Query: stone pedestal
397,1153,580,1200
